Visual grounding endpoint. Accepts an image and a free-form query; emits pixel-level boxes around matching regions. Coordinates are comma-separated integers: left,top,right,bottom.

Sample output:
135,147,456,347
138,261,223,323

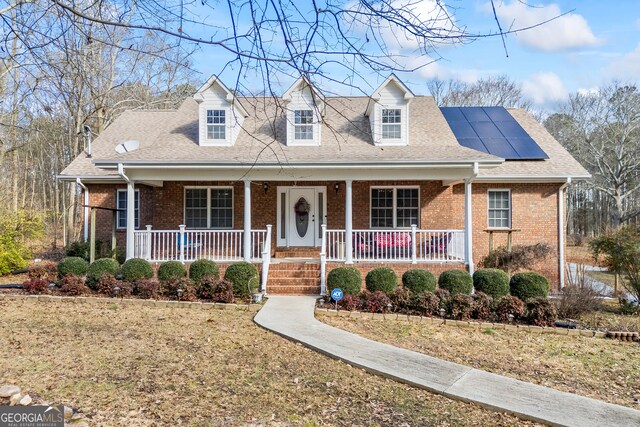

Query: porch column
464,178,474,274
125,179,136,260
243,179,252,261
345,179,353,264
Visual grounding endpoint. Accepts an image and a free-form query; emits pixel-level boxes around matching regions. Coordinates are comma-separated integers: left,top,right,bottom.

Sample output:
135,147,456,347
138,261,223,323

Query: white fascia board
193,74,248,117
474,174,592,183
282,76,325,102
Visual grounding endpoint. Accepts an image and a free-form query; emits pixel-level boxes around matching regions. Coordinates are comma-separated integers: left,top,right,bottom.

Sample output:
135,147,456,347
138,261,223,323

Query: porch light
263,182,269,194
334,182,340,194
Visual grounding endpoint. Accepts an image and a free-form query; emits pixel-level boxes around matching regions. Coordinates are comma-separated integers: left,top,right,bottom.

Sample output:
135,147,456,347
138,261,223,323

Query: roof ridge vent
115,140,140,154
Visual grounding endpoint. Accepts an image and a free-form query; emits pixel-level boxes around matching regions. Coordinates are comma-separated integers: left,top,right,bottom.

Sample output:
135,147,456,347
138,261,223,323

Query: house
58,74,590,295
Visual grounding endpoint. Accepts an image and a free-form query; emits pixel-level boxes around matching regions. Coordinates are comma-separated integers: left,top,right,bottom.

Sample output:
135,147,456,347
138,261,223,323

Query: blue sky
190,1,640,109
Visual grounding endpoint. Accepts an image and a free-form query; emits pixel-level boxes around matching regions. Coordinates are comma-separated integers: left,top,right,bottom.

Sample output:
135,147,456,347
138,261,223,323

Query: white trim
276,186,327,247
183,186,234,229
369,185,420,229
487,189,512,229
116,189,140,230
558,178,571,288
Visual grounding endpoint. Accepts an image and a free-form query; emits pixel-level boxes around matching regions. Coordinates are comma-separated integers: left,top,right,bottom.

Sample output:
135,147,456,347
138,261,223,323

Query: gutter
558,177,571,289
117,163,131,183
76,178,89,242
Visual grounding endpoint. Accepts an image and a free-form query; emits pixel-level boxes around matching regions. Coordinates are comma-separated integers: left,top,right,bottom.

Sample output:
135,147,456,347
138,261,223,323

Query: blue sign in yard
331,288,343,301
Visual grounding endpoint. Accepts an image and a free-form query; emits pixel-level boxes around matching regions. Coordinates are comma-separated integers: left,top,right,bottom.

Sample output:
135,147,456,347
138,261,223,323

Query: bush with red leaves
22,278,50,294
59,274,90,296
360,290,391,313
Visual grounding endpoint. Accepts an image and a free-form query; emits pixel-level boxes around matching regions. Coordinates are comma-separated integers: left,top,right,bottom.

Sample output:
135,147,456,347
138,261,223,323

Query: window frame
369,186,420,229
381,108,402,140
183,186,234,229
206,109,227,141
116,189,140,230
293,109,314,140
487,189,512,229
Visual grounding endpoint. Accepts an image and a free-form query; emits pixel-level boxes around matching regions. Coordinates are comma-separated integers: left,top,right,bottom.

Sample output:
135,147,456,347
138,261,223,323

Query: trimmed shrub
58,257,89,279
327,267,362,296
509,272,549,301
365,267,398,294
390,287,413,313
224,262,259,297
189,259,219,284
59,274,90,296
95,273,131,297
360,290,391,313
526,297,557,326
180,284,198,302
402,269,436,294
161,277,192,298
338,294,361,311
197,277,234,303
472,292,493,320
65,241,90,260
22,278,50,294
495,295,526,323
122,258,153,282
473,268,509,299
438,270,473,295
86,258,120,289
134,279,160,299
28,262,58,282
413,292,440,316
157,261,187,282
449,294,473,320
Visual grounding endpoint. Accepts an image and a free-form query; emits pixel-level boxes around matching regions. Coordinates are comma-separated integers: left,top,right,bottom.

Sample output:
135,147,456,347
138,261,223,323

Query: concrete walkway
254,296,640,427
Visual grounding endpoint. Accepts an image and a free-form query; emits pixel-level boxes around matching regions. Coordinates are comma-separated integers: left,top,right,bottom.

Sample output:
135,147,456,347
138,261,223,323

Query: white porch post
345,179,353,264
243,179,252,262
464,178,474,274
125,179,135,260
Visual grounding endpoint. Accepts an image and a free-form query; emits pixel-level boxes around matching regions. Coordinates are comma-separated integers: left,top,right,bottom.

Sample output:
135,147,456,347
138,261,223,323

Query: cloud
487,1,600,52
604,43,640,81
522,72,569,105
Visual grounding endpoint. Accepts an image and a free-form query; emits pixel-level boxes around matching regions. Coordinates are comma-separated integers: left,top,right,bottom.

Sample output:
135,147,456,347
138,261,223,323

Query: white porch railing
133,225,271,263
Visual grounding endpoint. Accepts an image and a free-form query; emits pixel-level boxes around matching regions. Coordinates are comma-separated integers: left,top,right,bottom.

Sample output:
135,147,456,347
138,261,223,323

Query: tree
592,226,640,303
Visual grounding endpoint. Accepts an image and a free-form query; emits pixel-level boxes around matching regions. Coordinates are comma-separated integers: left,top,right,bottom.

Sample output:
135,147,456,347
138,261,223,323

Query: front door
288,188,317,247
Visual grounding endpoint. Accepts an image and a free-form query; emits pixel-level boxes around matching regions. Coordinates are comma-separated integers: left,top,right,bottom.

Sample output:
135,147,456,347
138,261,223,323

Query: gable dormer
282,77,324,146
366,74,414,146
193,75,248,146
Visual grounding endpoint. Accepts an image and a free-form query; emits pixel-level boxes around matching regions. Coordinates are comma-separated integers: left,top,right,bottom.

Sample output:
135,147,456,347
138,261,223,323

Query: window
371,187,419,228
206,109,226,140
185,187,233,229
294,109,314,140
382,108,401,139
116,190,140,229
488,190,511,228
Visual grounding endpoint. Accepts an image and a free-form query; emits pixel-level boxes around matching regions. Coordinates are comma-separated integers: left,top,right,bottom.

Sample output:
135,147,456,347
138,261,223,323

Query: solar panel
440,106,548,160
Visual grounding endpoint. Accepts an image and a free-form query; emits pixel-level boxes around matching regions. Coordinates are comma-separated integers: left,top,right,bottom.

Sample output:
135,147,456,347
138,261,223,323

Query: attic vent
115,140,140,154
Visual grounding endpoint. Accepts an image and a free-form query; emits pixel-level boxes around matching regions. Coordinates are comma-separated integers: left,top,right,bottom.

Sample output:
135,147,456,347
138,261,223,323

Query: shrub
509,272,549,301
58,257,89,279
592,226,640,302
157,261,187,282
66,240,125,264
495,295,526,323
526,297,557,326
134,279,160,299
390,288,413,313
65,241,90,260
557,285,601,318
480,243,553,274
0,210,44,276
197,276,234,303
189,259,219,284
28,262,58,281
472,292,493,320
160,277,191,298
434,288,451,312
86,258,120,289
338,294,361,311
224,262,259,297
180,284,198,302
115,281,134,298
438,270,473,295
448,294,473,320
327,267,362,296
59,274,90,296
22,278,50,294
401,269,436,295
122,258,153,282
95,273,131,297
360,290,391,313
412,292,440,316
365,267,398,294
473,268,509,299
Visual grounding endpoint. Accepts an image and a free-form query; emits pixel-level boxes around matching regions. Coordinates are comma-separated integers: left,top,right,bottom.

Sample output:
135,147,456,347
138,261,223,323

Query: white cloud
522,72,569,105
577,87,600,96
418,61,482,83
604,43,640,81
487,1,600,52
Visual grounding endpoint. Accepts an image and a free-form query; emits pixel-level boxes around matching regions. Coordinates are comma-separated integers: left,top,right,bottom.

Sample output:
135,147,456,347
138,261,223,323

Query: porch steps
268,261,321,295
274,248,321,258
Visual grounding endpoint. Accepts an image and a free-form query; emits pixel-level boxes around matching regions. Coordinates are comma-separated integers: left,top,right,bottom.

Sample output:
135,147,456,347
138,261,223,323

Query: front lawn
0,300,536,426
320,315,640,409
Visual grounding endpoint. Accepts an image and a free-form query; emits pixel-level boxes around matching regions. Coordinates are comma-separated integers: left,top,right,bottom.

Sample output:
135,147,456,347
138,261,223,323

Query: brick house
58,74,589,295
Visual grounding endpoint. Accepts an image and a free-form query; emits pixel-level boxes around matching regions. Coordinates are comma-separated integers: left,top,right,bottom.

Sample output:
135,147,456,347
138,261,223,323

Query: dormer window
207,109,226,140
382,109,401,139
294,110,314,140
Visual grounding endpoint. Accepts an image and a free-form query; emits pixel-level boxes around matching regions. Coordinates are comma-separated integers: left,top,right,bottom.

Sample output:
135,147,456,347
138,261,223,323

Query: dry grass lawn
0,300,537,427
320,315,640,409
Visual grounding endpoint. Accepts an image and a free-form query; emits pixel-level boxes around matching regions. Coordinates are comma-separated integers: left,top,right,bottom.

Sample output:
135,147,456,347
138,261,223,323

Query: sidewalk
254,296,640,427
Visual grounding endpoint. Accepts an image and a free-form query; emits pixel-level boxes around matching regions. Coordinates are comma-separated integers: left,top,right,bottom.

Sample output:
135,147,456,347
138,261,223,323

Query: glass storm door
288,188,317,247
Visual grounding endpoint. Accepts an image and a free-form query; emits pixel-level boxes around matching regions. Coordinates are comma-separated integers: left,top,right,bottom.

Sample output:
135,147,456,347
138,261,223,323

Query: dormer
193,75,248,146
366,74,414,146
282,77,325,146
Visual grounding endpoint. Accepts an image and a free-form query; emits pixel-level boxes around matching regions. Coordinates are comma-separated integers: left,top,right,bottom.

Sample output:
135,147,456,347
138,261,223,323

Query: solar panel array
440,106,548,160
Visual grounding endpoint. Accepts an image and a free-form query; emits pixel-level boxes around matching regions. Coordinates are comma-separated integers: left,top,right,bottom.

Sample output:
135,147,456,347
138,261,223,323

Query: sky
189,1,640,110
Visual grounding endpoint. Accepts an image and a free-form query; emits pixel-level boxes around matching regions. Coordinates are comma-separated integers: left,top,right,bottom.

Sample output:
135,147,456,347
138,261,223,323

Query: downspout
465,162,479,275
558,177,571,289
76,178,89,242
118,163,130,184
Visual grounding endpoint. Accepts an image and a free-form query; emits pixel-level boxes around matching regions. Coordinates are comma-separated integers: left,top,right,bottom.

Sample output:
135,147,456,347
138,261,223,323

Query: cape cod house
58,74,590,295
